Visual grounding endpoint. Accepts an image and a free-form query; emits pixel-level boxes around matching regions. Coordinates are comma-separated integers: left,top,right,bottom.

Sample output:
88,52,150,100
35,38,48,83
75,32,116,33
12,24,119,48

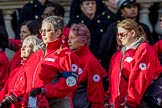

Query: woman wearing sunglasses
107,19,162,108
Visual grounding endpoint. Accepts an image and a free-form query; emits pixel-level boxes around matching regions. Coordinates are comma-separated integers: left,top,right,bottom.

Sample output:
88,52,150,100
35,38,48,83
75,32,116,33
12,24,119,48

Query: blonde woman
108,19,162,108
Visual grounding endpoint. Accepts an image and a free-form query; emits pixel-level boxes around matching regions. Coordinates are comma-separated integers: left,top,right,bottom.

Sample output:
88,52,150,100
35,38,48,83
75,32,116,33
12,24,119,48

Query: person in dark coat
67,0,107,59
19,0,51,24
98,0,153,71
100,0,122,30
42,2,65,18
69,0,106,19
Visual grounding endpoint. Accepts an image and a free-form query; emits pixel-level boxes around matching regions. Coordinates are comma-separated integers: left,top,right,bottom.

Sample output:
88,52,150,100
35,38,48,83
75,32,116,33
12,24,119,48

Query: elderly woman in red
108,19,162,108
68,23,106,108
0,36,43,108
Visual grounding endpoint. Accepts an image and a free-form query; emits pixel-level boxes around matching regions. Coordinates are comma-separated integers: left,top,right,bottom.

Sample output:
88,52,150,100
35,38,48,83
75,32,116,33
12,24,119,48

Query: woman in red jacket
14,16,80,108
108,19,162,108
0,36,43,108
68,23,107,108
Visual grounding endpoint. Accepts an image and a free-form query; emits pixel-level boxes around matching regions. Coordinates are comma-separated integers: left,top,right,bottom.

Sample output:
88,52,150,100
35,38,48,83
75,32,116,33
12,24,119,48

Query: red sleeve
84,56,105,108
0,81,9,101
153,40,162,55
108,51,120,105
126,44,161,107
8,50,22,73
0,52,9,89
44,51,79,98
9,39,21,51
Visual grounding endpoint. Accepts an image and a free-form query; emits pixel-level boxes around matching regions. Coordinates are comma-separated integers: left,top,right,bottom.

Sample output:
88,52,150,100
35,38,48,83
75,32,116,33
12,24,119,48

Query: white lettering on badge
45,58,55,62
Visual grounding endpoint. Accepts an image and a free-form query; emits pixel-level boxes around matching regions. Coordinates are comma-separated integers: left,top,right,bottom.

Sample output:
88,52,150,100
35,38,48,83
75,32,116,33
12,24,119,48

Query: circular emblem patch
139,63,147,70
71,64,78,72
93,74,100,82
78,68,83,75
66,76,77,87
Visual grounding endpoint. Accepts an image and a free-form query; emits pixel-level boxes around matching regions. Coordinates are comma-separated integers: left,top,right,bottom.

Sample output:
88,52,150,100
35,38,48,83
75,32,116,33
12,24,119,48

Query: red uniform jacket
8,50,22,73
153,40,162,55
24,38,79,98
0,61,26,108
108,38,162,108
73,46,106,108
0,50,9,90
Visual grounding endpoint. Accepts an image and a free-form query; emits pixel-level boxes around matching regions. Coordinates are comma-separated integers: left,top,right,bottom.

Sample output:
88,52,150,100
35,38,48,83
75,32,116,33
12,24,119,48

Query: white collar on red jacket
122,37,145,54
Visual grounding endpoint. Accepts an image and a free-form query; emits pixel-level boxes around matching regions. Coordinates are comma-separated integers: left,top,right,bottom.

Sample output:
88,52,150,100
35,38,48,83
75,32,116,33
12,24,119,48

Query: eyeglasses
39,29,54,34
116,31,129,37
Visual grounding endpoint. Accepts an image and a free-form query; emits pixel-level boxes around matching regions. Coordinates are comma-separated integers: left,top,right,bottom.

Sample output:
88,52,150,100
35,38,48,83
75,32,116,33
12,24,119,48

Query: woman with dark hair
9,20,41,51
0,25,9,90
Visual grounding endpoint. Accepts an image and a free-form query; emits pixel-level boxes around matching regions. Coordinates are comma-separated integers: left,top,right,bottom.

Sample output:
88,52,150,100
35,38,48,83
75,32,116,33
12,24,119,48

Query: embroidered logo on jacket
78,68,83,75
66,76,77,87
124,57,133,63
93,74,100,82
45,58,55,62
139,63,147,70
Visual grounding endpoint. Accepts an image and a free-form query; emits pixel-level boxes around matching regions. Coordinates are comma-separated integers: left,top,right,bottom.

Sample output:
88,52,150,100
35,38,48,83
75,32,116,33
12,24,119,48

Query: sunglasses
116,31,129,37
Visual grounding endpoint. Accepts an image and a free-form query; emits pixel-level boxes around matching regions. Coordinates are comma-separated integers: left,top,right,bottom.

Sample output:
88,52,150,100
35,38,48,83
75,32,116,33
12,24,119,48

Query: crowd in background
0,0,162,108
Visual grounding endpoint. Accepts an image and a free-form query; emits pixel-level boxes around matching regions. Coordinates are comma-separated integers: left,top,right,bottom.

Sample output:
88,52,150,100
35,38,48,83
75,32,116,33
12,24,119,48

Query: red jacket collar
46,38,62,52
74,46,89,56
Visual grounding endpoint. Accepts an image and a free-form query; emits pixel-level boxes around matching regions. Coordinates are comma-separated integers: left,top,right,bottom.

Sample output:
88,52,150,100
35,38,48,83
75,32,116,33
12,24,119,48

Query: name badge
28,96,37,108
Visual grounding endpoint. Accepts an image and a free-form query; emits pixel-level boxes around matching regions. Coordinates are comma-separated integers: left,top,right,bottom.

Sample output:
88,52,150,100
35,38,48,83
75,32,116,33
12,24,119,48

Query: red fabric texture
74,46,106,108
153,40,162,55
8,50,22,73
0,61,26,108
0,51,9,90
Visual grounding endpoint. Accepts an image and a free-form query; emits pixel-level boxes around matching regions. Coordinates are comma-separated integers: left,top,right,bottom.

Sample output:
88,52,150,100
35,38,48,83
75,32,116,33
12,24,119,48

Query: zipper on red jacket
31,50,46,88
31,57,42,88
118,57,122,96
